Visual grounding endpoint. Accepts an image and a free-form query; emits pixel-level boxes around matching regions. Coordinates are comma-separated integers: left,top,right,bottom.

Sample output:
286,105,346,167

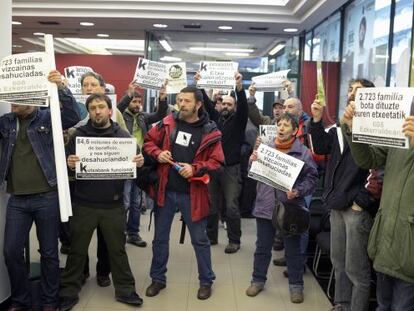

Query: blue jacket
252,139,318,220
0,87,80,187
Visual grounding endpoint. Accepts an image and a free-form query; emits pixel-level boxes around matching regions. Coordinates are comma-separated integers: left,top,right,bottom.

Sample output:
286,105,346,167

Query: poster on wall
352,87,414,148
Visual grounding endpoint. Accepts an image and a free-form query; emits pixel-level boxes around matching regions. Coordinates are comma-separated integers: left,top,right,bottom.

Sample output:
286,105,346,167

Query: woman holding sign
246,113,318,304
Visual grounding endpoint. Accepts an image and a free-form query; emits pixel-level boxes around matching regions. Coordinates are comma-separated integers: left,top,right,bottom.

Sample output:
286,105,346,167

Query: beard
179,106,197,120
91,116,110,128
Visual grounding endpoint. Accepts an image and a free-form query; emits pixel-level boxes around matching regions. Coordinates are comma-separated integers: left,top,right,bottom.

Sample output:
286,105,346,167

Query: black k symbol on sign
200,62,207,71
65,68,75,78
138,59,147,70
80,163,87,173
261,128,266,136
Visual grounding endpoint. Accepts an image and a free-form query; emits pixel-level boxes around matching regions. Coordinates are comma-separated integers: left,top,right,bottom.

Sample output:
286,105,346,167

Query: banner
166,62,187,94
259,125,278,145
75,137,137,179
0,52,52,106
352,87,414,149
248,144,304,192
134,57,167,90
197,61,238,90
251,69,290,92
64,66,93,94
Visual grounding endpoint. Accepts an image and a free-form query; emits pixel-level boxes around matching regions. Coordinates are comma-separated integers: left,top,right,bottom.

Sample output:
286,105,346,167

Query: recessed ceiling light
97,33,109,38
218,26,233,30
80,22,94,27
153,24,168,28
33,32,45,36
12,21,22,25
283,28,298,33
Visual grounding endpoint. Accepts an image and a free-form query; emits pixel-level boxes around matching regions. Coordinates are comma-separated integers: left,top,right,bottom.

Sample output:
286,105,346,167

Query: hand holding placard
340,102,356,131
311,94,324,123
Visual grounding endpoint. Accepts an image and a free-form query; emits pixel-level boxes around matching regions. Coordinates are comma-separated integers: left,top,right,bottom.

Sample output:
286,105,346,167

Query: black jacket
202,88,248,165
118,94,168,136
66,120,132,208
308,119,378,214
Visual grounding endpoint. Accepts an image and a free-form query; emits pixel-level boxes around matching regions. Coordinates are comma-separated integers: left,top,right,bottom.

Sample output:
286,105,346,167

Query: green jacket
342,124,414,283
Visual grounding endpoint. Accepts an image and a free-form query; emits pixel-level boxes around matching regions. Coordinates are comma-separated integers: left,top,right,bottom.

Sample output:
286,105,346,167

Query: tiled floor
30,213,332,311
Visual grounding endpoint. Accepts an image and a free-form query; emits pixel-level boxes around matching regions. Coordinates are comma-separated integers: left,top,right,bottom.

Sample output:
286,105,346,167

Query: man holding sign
341,92,414,310
60,93,144,310
1,70,80,311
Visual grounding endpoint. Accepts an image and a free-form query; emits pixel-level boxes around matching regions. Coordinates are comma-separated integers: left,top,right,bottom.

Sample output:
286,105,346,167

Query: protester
309,78,381,311
59,93,144,311
246,113,317,304
143,86,224,300
2,70,80,311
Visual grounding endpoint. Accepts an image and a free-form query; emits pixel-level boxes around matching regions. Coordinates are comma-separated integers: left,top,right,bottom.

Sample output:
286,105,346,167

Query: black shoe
145,281,166,297
209,239,218,245
272,257,287,266
197,284,212,300
224,243,240,254
116,292,143,306
60,244,70,254
273,239,284,251
97,274,111,287
127,235,147,247
59,296,79,311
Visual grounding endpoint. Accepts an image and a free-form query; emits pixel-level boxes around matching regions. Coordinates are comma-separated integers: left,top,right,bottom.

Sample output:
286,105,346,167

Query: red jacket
144,113,224,222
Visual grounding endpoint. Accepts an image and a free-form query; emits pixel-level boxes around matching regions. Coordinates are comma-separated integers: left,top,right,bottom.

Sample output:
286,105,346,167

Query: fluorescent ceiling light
12,21,22,25
268,42,285,55
190,47,254,53
159,39,172,52
225,52,250,57
33,32,45,36
12,45,22,48
154,24,168,28
80,22,94,26
269,59,276,64
160,56,182,62
218,26,233,30
283,28,298,33
63,38,145,55
97,34,109,38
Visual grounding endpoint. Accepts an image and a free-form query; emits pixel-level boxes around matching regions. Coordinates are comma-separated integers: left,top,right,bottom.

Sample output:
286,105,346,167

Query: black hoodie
66,120,132,208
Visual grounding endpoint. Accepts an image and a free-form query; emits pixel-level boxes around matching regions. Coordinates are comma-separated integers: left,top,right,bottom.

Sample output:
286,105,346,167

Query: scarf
274,137,295,153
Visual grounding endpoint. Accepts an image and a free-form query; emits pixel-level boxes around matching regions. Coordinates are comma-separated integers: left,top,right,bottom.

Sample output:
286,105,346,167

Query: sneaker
97,274,111,287
59,296,79,311
290,290,304,303
272,257,287,266
197,284,212,300
245,283,264,297
145,281,166,297
127,235,147,247
116,292,143,306
224,243,240,254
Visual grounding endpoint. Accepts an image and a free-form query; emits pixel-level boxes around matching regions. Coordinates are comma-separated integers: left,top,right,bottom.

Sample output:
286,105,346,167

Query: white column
0,0,12,303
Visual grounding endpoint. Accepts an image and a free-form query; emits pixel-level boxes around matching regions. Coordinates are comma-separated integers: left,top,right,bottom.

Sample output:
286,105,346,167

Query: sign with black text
352,87,414,149
75,137,137,179
64,66,93,94
259,125,278,145
197,61,238,90
134,58,167,90
166,62,187,94
251,69,290,92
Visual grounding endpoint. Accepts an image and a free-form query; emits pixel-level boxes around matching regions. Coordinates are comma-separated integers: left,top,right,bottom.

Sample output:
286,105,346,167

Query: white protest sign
259,125,278,145
197,61,238,90
0,52,52,106
134,57,167,90
166,62,187,94
352,87,414,149
74,94,117,126
248,143,304,192
64,66,93,94
75,137,137,180
251,69,290,92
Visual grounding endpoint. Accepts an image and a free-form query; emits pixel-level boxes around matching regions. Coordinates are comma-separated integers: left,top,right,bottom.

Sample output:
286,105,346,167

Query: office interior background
0,0,414,310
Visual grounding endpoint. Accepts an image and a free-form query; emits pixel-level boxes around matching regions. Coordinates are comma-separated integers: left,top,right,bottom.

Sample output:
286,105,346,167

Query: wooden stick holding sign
45,34,72,222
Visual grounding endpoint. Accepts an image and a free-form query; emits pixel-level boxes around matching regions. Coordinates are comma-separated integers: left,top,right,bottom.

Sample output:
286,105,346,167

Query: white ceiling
11,0,348,57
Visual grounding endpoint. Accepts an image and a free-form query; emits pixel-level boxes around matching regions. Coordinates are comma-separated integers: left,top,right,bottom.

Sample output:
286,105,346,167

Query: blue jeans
123,180,142,236
252,218,306,292
3,191,59,309
150,191,215,285
376,272,414,311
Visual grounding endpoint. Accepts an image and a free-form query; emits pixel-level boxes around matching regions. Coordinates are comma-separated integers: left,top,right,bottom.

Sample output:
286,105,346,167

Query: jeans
207,164,242,244
330,206,373,311
3,191,60,309
252,218,306,292
150,191,215,285
123,180,142,236
376,272,414,311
